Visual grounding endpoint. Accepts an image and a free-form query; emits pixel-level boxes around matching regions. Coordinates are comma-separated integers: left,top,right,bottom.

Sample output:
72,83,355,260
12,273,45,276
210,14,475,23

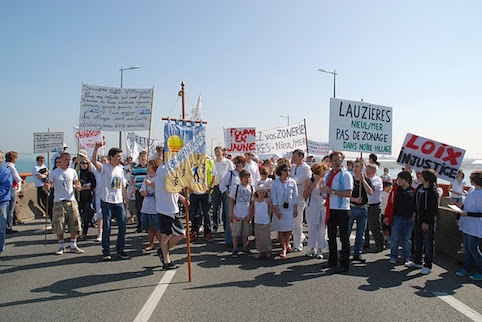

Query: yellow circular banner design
167,135,184,152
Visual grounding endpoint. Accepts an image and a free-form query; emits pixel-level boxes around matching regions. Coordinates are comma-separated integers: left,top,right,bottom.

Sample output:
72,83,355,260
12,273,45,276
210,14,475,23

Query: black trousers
327,209,350,268
36,187,47,212
135,190,144,230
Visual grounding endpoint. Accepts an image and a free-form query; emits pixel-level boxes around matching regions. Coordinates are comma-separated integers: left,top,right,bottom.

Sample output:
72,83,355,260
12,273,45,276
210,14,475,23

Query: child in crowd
229,169,254,257
380,181,392,246
257,167,273,190
406,169,439,274
248,184,272,258
384,171,416,265
140,159,161,251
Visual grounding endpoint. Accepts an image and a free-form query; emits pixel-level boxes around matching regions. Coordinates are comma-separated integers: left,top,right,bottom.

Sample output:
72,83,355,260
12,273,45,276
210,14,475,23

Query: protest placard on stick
33,132,64,153
224,127,256,154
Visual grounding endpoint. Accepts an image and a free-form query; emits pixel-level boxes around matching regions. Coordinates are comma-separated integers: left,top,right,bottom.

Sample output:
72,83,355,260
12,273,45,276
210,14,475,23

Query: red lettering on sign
406,135,419,149
421,141,435,154
434,144,447,159
442,148,462,166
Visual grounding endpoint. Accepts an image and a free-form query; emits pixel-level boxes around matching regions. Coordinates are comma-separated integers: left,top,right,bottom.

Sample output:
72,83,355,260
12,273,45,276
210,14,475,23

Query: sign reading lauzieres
79,84,153,131
398,133,465,181
328,98,393,154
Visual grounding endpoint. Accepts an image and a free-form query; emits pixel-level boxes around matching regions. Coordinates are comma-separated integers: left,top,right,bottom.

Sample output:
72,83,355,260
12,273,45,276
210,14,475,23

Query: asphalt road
1,219,481,322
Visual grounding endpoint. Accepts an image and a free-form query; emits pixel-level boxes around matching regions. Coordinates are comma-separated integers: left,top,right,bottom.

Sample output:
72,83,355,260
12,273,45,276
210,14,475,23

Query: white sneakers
404,261,423,268
306,249,316,257
306,249,324,259
55,248,65,255
55,246,84,255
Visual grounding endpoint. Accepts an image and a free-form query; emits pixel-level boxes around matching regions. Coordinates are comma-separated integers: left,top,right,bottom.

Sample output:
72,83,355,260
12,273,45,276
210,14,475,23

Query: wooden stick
303,118,309,156
146,86,155,158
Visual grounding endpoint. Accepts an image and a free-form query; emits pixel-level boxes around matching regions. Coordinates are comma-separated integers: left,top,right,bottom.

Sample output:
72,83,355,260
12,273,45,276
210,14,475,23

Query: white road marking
433,292,482,322
134,270,177,322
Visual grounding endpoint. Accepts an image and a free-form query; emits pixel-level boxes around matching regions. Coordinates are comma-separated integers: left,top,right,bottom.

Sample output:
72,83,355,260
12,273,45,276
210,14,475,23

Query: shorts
158,213,185,236
141,212,160,231
128,199,138,217
231,217,251,237
52,200,82,235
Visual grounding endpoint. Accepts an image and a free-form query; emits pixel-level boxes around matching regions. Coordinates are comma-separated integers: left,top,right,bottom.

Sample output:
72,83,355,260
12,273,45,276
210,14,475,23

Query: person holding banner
321,151,353,273
271,163,298,258
290,149,311,252
0,151,12,257
32,156,49,212
92,142,129,261
43,153,84,255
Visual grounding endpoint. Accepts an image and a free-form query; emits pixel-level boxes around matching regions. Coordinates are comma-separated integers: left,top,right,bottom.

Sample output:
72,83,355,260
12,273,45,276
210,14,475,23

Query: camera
283,202,289,209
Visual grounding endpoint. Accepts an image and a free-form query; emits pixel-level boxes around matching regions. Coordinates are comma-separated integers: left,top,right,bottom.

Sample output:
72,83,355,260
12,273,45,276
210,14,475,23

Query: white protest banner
34,132,64,153
125,132,161,159
73,127,103,157
79,84,153,131
255,121,306,156
328,98,393,155
224,127,256,154
307,139,329,156
397,133,465,182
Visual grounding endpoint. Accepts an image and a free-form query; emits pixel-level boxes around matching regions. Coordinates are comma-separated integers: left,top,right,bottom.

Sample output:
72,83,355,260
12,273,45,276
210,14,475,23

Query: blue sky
1,1,481,158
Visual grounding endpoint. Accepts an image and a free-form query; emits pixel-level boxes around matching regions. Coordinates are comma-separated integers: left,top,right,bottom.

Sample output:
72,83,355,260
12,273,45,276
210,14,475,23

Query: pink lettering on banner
75,130,102,139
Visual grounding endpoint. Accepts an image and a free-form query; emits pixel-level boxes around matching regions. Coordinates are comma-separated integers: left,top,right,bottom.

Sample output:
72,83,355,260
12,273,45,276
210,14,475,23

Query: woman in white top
456,170,482,281
271,163,298,258
303,163,329,259
4,151,22,230
140,159,161,252
449,170,466,206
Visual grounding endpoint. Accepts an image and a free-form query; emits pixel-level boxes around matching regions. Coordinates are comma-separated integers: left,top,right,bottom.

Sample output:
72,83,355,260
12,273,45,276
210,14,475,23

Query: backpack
233,184,254,205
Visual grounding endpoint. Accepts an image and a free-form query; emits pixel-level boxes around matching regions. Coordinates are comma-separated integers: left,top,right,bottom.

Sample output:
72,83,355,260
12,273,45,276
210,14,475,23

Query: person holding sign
320,151,353,273
43,153,84,255
92,142,129,261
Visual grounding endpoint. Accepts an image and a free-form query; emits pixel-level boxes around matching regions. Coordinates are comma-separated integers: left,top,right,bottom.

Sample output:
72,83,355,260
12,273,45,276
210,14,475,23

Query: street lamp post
317,68,337,98
280,115,290,126
119,63,140,148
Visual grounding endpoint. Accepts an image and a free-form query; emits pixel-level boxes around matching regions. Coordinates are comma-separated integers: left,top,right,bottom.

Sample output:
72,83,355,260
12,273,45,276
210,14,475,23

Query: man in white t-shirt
365,164,385,252
244,152,260,186
155,163,188,270
212,146,234,233
321,151,353,273
33,155,49,212
290,149,312,252
43,152,83,255
92,142,129,261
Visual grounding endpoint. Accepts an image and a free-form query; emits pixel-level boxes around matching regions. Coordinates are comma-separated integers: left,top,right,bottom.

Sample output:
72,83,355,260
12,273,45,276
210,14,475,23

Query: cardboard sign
73,127,103,157
34,132,64,153
125,132,161,160
224,127,256,153
255,121,306,156
397,133,465,181
328,98,393,155
164,121,207,193
79,84,153,131
307,139,329,156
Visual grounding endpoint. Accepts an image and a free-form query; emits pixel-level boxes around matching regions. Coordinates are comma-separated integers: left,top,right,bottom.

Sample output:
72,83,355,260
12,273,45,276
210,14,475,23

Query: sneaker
469,273,482,281
420,267,432,275
55,247,65,255
69,246,85,254
163,262,179,270
205,233,213,242
456,268,470,277
95,235,102,242
316,251,324,259
389,258,397,264
353,255,366,263
117,251,129,260
306,249,316,258
232,249,239,258
243,248,252,256
103,254,112,261
405,261,422,268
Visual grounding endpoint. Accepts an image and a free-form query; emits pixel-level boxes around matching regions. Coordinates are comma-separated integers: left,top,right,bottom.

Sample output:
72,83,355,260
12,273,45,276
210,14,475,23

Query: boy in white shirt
229,169,254,257
92,142,129,261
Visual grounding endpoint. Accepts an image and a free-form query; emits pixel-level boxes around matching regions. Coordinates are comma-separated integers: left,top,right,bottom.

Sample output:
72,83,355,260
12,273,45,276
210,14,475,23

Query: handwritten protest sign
125,132,161,159
307,139,329,156
224,127,256,153
397,133,465,182
328,98,393,155
34,132,64,153
255,121,306,156
79,84,153,131
73,127,103,157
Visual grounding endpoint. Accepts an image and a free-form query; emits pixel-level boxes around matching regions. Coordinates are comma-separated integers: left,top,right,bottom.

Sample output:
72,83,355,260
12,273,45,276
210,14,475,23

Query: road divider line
433,292,482,322
134,270,176,322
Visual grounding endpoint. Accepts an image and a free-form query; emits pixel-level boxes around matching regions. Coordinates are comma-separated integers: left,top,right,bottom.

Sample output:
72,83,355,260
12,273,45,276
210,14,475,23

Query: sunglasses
80,162,88,165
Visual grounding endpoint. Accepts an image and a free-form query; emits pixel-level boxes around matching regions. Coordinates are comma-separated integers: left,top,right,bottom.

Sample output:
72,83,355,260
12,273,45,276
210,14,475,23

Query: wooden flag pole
146,86,155,158
180,81,193,283
304,118,309,156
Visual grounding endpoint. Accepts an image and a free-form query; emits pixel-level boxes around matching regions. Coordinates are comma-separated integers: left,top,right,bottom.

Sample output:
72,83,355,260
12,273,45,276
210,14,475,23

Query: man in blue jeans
0,151,12,257
348,160,373,262
92,142,129,261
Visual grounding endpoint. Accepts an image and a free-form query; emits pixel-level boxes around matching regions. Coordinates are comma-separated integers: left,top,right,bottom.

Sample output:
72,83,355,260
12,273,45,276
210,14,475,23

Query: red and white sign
73,127,103,157
224,127,256,154
397,133,465,182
